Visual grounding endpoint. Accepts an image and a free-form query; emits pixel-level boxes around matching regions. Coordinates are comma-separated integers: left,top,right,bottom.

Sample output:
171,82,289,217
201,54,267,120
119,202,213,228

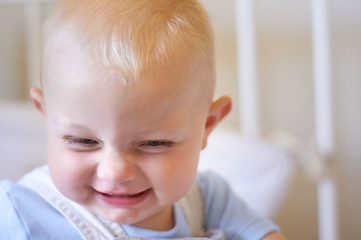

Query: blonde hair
42,0,215,102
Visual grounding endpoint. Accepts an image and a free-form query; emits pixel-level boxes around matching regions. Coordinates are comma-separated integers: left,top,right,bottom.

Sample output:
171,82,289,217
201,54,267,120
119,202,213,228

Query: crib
0,1,342,239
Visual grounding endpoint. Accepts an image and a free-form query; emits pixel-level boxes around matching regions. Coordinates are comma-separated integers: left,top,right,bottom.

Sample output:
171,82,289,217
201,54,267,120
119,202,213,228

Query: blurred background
0,0,360,239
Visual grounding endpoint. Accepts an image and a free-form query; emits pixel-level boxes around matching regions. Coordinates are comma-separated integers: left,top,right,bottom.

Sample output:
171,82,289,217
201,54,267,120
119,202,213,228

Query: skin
30,33,286,239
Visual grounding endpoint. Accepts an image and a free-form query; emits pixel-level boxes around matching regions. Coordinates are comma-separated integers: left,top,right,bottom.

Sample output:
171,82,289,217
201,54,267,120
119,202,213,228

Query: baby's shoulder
195,171,280,240
0,179,35,238
0,179,48,221
196,170,232,196
0,179,81,239
0,179,13,191
0,179,26,201
0,179,42,204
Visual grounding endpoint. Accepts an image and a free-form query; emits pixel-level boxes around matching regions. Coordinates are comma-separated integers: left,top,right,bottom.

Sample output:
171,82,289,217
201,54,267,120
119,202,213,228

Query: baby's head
30,0,231,231
41,0,216,107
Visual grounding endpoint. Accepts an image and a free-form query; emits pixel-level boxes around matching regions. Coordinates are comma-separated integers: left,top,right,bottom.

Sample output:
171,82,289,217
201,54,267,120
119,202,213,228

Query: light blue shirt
0,170,279,240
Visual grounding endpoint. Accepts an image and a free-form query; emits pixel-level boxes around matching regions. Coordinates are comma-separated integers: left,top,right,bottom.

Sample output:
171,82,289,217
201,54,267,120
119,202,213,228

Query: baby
0,0,286,239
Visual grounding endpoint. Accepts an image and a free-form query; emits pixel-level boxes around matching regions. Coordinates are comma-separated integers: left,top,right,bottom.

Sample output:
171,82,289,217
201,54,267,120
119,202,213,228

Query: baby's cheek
157,171,195,204
51,167,92,204
48,152,90,190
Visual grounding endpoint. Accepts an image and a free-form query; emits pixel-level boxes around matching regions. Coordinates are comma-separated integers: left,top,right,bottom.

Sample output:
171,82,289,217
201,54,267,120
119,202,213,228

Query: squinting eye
147,141,171,147
66,138,98,146
138,141,174,153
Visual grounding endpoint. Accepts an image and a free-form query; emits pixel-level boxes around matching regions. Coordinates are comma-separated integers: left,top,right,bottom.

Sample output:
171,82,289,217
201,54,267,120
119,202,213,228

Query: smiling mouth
95,189,150,206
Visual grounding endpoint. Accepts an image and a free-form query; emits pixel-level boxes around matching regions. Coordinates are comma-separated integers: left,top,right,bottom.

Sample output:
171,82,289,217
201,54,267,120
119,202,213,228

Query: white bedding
199,129,295,218
0,101,295,219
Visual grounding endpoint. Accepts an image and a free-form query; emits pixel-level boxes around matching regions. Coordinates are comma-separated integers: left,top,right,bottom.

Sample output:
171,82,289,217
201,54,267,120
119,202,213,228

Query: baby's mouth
101,191,143,198
95,189,151,206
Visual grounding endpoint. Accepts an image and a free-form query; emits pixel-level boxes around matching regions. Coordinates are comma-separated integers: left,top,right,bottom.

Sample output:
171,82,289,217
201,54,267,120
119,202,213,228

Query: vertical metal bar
312,0,333,156
311,0,338,239
235,0,259,137
317,177,338,240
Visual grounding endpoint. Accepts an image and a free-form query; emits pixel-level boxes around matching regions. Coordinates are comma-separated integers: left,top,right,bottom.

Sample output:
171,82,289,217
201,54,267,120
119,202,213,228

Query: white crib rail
235,0,259,137
235,0,339,239
311,0,339,240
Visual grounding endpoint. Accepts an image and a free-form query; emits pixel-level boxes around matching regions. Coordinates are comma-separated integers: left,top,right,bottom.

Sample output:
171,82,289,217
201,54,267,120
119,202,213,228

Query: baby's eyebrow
52,120,91,131
55,121,79,128
51,119,189,140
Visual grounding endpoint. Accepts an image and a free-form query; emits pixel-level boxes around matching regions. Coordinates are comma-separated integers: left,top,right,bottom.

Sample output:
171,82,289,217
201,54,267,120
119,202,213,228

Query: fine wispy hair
42,0,215,89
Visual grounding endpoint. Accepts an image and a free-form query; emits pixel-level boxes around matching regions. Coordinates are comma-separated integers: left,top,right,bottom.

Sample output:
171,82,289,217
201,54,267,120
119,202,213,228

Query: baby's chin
90,202,175,231
81,199,149,225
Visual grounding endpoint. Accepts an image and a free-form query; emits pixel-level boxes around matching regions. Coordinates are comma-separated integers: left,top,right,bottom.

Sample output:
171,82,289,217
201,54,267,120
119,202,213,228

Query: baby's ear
202,96,232,149
29,87,45,114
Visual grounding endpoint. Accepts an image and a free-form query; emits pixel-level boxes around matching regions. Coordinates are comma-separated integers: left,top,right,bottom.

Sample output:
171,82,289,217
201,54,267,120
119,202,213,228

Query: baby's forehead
43,47,198,92
42,28,214,110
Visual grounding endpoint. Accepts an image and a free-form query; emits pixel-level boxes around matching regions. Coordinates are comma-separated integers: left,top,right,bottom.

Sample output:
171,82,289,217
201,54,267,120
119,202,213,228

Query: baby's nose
96,151,137,183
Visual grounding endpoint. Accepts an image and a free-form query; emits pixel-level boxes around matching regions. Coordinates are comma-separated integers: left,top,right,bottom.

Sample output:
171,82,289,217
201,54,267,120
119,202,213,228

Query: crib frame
235,1,338,240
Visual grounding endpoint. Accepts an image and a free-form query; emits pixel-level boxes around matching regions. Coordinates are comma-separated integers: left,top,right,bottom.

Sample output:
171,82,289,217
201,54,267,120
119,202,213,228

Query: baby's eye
147,141,171,147
66,138,98,148
139,140,173,153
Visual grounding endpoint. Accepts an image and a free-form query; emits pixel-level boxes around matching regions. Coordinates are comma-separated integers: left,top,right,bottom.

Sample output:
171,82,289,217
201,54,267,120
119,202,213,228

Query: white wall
1,1,360,239
0,6,27,100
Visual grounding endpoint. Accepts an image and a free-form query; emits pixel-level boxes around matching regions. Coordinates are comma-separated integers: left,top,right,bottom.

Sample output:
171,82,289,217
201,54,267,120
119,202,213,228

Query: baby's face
40,43,210,230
